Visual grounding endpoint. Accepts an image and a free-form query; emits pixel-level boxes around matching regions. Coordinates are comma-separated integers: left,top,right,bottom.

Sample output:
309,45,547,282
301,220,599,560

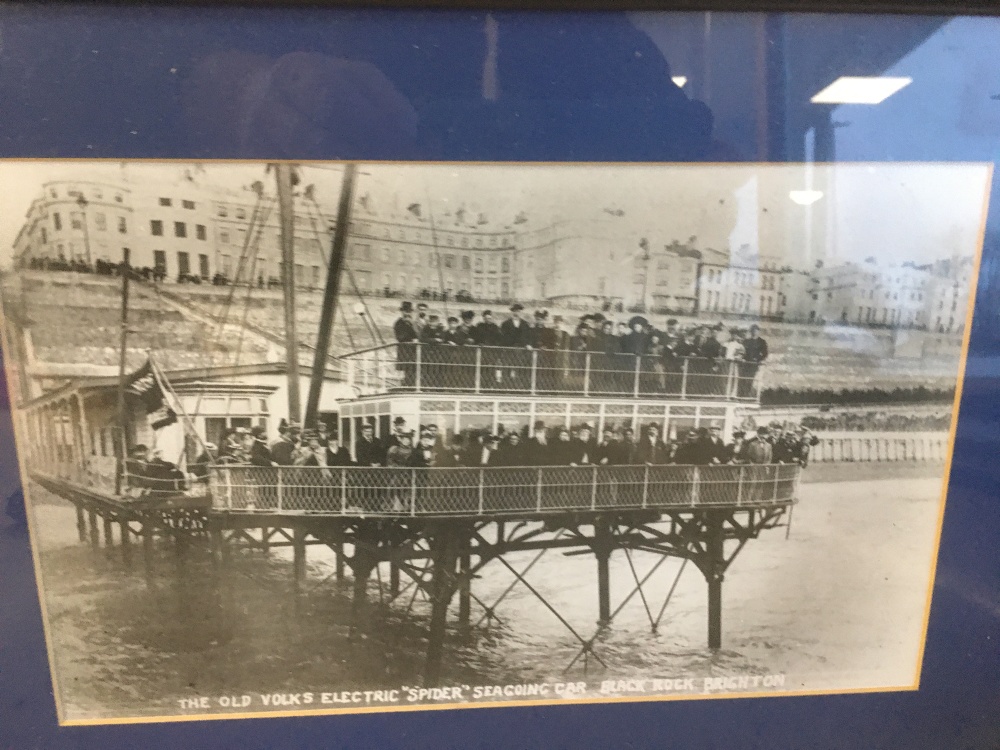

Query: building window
462,255,470,271
501,256,510,273
95,213,107,231
312,266,320,287
177,251,190,277
217,204,228,217
444,254,455,269
475,257,483,272
52,213,62,231
182,200,195,210
235,208,246,220
118,216,127,234
199,254,209,279
159,197,172,207
150,220,163,236
114,193,123,203
397,249,406,265
382,248,391,263
154,250,167,275
196,224,206,240
49,188,58,199
40,228,47,244
221,255,233,276
70,212,83,230
174,221,187,238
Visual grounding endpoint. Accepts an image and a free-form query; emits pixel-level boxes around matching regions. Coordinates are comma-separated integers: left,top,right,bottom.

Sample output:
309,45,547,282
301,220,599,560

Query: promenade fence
810,432,950,463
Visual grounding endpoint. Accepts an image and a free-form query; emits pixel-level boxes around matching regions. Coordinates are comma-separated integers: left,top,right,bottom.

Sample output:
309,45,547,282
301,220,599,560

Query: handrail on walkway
207,463,799,517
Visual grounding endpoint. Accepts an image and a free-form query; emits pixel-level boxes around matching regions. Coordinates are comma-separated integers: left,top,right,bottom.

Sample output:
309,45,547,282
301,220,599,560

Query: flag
125,360,177,430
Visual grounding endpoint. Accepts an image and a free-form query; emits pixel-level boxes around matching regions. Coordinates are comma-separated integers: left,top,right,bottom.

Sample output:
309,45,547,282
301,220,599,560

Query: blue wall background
1,5,999,748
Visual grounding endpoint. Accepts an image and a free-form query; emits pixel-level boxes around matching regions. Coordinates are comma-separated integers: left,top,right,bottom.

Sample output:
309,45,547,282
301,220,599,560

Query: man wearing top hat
526,420,551,465
475,310,504,390
744,426,773,464
704,421,729,464
455,310,478,345
394,301,418,343
499,302,531,390
447,310,478,389
394,301,419,387
249,425,273,467
632,423,671,465
270,422,299,466
355,421,386,467
738,323,769,397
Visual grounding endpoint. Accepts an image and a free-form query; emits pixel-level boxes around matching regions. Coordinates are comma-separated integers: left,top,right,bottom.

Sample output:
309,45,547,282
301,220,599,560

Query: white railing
207,463,800,516
340,343,761,403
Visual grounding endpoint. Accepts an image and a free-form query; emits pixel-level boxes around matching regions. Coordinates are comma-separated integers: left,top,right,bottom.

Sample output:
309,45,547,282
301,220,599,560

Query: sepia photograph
0,159,990,723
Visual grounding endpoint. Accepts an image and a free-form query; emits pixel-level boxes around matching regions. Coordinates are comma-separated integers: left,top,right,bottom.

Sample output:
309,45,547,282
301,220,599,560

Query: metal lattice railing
341,344,761,403
208,464,799,516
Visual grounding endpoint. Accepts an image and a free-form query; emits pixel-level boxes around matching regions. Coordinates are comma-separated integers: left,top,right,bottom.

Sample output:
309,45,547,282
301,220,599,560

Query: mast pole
275,163,301,425
114,247,131,496
305,163,357,428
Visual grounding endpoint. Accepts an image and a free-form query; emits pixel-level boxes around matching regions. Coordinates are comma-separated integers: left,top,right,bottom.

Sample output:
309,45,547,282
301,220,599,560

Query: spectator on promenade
726,430,747,464
633,423,671,465
386,431,415,467
270,422,299,465
744,426,773,464
189,441,217,482
249,426,273,467
355,422,385,467
325,434,354,467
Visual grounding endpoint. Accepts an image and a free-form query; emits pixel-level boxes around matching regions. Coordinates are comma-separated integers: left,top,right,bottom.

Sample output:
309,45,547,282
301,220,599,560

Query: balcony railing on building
208,463,799,517
342,343,762,402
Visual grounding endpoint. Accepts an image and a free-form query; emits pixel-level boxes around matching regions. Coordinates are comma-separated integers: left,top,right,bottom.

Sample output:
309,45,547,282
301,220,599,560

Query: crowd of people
390,301,770,398
393,300,770,363
207,416,820,472
799,411,951,432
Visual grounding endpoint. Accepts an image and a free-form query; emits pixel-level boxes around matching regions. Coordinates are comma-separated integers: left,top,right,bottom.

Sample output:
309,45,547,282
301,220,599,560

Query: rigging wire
231,200,276,369
208,188,270,341
423,179,451,320
302,189,385,347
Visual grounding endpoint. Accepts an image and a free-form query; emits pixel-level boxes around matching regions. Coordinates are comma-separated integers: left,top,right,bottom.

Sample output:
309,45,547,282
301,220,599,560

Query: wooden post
75,504,86,543
706,512,725,649
351,525,376,633
142,519,155,580
261,526,270,554
458,538,471,627
120,519,132,569
304,163,356,427
275,162,301,424
88,509,100,548
103,515,114,554
595,521,611,624
293,526,307,593
114,247,131,496
336,540,345,583
425,525,459,687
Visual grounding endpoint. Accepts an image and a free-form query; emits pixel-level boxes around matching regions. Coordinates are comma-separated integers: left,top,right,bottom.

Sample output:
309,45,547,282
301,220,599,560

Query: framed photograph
1,2,998,748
